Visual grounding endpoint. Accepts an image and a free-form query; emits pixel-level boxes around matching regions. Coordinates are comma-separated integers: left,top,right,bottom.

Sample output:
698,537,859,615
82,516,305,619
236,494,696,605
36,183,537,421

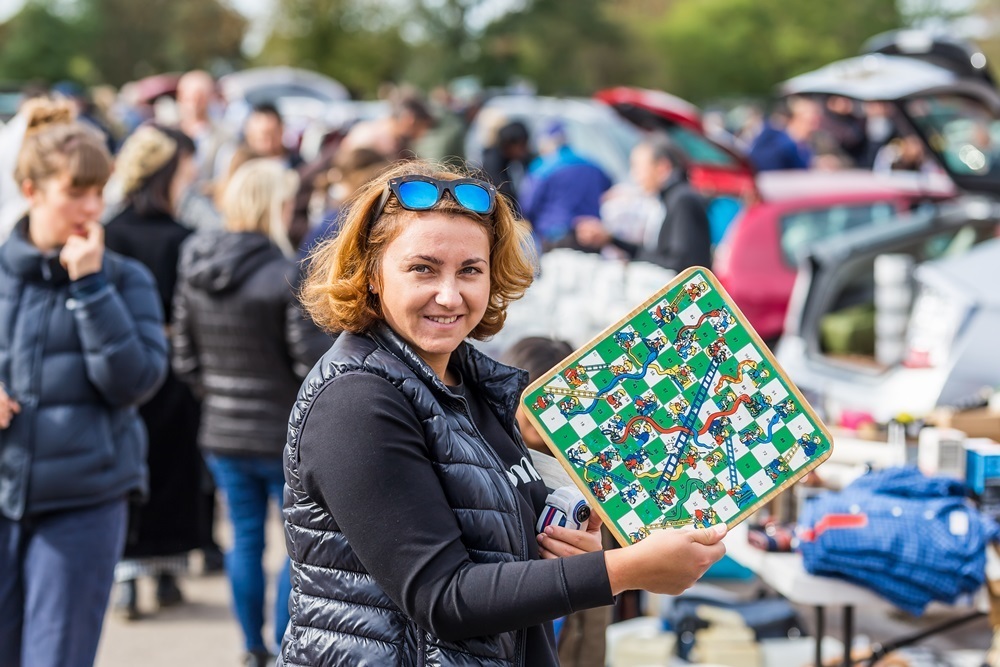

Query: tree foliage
0,0,914,101
640,0,902,103
0,1,92,84
256,0,408,98
0,0,246,86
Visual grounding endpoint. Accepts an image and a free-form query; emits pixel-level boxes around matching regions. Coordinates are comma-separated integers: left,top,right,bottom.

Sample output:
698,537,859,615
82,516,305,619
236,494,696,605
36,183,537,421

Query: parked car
0,84,23,124
776,198,999,421
863,29,995,88
219,67,351,151
593,87,755,202
776,54,1000,420
714,169,954,343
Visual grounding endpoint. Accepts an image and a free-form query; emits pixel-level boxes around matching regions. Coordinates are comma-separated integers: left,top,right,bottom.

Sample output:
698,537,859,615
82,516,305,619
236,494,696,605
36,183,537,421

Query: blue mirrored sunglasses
371,176,497,225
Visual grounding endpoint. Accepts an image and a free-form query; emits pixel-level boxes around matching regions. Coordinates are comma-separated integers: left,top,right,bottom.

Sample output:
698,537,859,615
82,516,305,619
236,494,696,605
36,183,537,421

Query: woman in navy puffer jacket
0,100,168,667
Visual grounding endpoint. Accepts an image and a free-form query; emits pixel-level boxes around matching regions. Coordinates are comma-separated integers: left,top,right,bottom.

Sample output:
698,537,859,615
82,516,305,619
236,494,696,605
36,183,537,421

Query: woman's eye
409,265,431,273
460,266,483,275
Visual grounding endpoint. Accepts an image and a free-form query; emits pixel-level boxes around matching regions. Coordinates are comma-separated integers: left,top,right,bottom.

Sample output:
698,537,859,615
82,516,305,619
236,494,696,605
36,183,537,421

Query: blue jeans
207,454,290,653
0,498,127,667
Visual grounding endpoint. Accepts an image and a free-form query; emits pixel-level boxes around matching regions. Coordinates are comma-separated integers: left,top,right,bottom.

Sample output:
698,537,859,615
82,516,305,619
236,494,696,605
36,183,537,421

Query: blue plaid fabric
798,466,999,615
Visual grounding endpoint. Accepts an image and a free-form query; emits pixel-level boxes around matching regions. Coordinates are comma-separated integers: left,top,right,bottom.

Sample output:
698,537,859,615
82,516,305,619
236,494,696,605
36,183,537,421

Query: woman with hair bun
104,124,203,619
0,101,168,667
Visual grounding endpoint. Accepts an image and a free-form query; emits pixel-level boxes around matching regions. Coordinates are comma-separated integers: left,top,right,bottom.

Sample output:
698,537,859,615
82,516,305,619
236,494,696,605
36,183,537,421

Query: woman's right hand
604,524,727,596
0,384,20,429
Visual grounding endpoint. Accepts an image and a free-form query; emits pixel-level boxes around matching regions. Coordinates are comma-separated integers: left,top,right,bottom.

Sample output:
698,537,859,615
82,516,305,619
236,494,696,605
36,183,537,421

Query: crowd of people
0,66,946,667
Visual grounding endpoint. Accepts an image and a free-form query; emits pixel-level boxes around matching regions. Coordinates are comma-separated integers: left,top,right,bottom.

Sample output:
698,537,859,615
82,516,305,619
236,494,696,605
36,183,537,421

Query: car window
906,93,1000,188
0,92,21,122
779,202,897,266
665,125,738,167
814,222,996,365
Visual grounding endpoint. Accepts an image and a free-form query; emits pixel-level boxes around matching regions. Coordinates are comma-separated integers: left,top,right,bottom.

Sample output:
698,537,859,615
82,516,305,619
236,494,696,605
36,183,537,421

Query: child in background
502,336,613,667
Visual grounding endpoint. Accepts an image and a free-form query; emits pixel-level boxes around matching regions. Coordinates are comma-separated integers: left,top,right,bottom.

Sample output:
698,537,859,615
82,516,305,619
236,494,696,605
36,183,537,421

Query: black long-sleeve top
298,371,614,663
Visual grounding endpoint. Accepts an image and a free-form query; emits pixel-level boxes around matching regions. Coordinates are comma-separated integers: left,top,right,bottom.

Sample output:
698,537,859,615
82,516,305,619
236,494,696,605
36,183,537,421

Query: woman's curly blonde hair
301,160,536,340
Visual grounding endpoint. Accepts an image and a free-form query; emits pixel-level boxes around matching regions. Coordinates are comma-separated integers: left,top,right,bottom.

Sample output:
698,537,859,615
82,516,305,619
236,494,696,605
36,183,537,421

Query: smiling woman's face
375,211,491,382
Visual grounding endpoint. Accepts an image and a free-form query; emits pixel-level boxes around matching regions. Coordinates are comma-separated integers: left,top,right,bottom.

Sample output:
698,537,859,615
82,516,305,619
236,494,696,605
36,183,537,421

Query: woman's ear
20,179,36,201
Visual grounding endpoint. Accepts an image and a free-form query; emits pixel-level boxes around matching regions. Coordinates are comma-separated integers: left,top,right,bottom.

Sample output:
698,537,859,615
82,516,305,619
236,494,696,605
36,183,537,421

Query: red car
714,169,954,343
594,87,756,200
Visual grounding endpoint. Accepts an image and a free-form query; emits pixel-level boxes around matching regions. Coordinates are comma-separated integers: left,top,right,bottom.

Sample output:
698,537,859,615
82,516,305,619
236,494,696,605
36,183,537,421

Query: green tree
80,0,246,84
643,0,902,103
0,1,94,84
0,0,246,86
475,0,638,95
257,0,408,98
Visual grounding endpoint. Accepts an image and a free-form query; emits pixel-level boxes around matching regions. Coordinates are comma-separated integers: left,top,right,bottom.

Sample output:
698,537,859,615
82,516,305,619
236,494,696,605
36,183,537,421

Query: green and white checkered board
521,267,832,546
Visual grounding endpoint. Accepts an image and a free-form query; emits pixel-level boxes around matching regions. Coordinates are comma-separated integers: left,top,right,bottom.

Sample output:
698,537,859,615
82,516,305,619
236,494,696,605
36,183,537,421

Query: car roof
916,235,1000,306
781,54,957,100
755,169,955,203
805,197,999,266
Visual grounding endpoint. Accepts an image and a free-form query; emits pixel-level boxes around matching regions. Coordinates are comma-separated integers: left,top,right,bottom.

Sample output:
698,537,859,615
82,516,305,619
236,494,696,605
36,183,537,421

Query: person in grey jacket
0,102,168,667
172,158,329,667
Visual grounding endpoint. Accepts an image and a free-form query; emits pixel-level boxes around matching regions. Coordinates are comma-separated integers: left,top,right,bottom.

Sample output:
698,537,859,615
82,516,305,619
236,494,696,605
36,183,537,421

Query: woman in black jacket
104,124,203,618
172,158,329,667
279,160,728,667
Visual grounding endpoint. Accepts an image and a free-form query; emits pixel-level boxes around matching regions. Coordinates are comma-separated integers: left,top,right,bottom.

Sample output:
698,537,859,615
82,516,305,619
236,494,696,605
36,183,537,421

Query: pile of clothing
798,466,999,615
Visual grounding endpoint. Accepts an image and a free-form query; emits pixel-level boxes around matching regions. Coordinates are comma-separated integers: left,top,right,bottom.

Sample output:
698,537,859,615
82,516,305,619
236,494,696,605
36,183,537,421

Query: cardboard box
930,407,1000,441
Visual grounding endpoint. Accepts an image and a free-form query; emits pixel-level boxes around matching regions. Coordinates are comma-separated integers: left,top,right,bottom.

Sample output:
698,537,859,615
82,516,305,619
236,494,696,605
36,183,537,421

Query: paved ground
94,511,994,667
96,506,287,667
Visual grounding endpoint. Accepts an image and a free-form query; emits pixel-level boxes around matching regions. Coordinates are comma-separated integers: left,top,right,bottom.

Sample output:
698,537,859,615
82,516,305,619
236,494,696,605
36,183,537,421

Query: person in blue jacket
0,100,168,667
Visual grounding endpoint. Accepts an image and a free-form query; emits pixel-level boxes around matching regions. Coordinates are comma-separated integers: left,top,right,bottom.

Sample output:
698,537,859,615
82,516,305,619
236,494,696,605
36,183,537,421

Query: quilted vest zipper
453,395,529,666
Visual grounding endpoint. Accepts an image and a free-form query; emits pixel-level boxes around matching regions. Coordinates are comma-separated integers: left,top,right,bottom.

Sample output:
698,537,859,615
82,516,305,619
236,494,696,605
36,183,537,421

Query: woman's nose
435,279,463,308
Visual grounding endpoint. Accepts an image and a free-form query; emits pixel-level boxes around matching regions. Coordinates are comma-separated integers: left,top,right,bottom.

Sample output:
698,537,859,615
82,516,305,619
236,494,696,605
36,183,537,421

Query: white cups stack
874,254,915,367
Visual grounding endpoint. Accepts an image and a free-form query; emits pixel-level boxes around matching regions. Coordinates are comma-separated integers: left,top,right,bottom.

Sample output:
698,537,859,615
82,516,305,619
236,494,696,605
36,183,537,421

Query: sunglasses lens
453,183,492,214
397,180,439,209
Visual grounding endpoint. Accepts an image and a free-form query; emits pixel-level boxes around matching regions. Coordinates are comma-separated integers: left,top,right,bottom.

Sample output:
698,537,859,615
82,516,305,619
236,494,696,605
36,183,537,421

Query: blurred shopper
297,147,390,259
481,120,533,211
821,95,866,167
172,159,329,667
576,134,711,273
175,70,232,189
339,92,435,159
748,96,820,171
0,100,168,667
52,81,117,154
861,101,899,168
104,125,203,619
519,119,612,250
501,336,612,667
242,103,303,170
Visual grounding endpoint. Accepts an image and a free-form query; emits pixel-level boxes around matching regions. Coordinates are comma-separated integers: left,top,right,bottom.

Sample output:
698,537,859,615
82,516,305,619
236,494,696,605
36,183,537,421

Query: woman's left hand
537,511,604,559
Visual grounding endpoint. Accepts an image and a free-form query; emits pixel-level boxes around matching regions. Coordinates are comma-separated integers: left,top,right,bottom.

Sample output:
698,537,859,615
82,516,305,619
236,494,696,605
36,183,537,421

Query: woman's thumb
690,523,727,545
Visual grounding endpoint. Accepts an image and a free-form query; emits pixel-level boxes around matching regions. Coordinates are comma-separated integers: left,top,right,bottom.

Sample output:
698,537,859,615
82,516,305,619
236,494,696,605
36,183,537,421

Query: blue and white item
537,485,591,532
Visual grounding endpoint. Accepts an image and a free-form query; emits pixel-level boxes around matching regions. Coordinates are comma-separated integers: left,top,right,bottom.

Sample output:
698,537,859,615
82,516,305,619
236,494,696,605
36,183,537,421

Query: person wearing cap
518,119,612,251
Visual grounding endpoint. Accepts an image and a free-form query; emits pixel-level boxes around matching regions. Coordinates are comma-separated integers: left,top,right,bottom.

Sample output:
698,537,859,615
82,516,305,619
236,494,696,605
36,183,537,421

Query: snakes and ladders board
520,267,833,547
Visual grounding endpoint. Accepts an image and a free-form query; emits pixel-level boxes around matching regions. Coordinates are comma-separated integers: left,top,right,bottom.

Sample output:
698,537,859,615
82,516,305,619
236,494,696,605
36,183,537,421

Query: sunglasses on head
371,175,497,224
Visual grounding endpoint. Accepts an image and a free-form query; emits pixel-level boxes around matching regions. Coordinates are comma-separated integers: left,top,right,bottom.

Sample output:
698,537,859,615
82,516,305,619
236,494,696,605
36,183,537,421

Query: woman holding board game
278,160,727,666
